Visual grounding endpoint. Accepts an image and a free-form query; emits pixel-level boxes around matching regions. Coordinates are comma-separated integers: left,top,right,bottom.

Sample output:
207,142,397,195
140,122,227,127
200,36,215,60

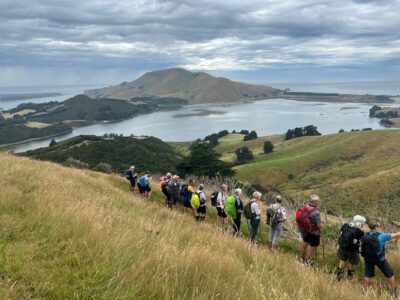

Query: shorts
217,207,227,218
302,232,320,247
364,259,394,278
142,185,151,192
137,183,143,194
197,206,206,214
336,248,360,265
169,194,180,206
183,201,192,208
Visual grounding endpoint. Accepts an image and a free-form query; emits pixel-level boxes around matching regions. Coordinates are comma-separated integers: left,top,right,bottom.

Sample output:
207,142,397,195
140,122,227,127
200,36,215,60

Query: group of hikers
126,167,400,297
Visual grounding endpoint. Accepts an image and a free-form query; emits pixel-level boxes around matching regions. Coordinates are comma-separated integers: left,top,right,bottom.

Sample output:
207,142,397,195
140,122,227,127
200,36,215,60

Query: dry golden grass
2,109,36,119
0,152,393,299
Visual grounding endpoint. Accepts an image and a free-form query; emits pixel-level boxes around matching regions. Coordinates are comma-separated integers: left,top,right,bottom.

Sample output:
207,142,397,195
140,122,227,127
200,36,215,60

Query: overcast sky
1,0,400,87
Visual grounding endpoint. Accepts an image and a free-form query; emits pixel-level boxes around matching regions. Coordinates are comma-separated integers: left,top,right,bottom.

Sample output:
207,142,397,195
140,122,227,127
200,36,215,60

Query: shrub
263,141,274,154
64,157,89,169
94,162,113,174
235,147,254,162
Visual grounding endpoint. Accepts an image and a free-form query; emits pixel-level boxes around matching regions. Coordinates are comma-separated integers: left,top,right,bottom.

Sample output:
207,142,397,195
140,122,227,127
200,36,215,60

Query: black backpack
339,224,357,251
266,205,281,226
361,232,382,262
210,191,219,206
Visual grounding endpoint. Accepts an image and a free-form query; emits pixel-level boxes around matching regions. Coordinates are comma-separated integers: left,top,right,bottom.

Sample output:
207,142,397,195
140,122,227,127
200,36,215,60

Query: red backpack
296,205,319,232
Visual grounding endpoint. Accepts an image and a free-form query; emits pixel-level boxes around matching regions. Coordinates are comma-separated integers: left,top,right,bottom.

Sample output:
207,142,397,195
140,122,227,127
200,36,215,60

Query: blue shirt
369,230,392,261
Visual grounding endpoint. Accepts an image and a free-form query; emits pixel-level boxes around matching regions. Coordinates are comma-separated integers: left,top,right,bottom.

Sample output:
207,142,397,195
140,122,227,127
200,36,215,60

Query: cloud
0,0,399,85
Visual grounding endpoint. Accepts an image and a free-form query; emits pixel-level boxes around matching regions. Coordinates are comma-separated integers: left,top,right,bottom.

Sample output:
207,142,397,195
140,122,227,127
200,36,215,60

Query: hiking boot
335,267,344,282
347,269,354,280
390,287,398,298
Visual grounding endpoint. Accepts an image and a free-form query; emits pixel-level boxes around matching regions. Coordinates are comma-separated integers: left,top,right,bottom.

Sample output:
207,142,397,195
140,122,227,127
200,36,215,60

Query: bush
285,125,321,140
49,138,57,147
263,141,274,154
235,147,254,162
243,130,257,141
94,162,113,174
64,157,89,169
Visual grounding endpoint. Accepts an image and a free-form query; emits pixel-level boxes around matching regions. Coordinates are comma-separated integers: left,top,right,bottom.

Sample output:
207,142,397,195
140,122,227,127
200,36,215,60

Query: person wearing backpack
266,195,287,250
232,188,244,236
362,220,400,298
125,166,138,192
297,195,324,266
160,173,172,207
335,215,366,281
216,184,228,228
167,175,181,210
249,191,262,243
196,184,207,222
138,172,151,199
180,178,195,214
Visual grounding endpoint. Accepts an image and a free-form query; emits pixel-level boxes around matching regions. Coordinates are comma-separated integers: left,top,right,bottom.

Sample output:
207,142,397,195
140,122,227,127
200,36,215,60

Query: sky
1,0,400,87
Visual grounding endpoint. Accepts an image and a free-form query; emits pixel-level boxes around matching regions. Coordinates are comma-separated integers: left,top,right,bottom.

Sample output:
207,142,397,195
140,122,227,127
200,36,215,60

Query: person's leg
306,246,317,265
300,242,308,262
272,223,282,250
236,214,241,234
364,260,375,292
268,226,274,249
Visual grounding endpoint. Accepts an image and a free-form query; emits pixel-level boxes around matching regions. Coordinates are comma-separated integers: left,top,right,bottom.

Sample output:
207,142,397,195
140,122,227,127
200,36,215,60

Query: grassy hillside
23,135,183,174
215,130,400,219
0,152,393,299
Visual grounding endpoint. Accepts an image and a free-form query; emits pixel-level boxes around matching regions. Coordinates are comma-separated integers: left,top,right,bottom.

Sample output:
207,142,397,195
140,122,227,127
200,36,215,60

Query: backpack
339,224,358,251
210,191,219,207
180,184,192,204
243,201,254,220
225,196,237,219
190,193,200,209
361,232,382,262
266,205,281,226
138,176,148,187
125,169,132,180
296,205,319,232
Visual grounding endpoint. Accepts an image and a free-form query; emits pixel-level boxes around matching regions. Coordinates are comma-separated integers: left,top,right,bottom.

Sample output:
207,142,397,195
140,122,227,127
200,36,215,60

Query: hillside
0,152,391,299
84,68,281,103
22,135,182,174
214,130,400,220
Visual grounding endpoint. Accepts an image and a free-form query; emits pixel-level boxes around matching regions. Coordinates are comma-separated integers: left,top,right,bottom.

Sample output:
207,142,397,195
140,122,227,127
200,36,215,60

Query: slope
84,68,281,103
222,130,400,218
0,152,388,299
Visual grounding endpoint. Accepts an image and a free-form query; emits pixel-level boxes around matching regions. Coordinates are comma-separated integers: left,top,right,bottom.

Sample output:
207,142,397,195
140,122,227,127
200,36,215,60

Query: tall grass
0,153,394,299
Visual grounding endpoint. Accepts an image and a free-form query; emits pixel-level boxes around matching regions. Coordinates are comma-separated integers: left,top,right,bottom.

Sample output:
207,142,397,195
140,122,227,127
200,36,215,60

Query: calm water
7,99,397,153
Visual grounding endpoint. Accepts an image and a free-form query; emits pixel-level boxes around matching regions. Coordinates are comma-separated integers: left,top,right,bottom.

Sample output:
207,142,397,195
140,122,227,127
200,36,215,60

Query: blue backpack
138,176,148,187
180,184,192,203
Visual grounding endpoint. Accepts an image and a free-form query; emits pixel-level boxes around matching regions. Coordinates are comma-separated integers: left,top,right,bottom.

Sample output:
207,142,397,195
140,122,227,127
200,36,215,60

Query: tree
235,146,254,162
49,138,57,147
263,141,274,153
204,133,219,146
176,142,234,177
217,130,229,138
243,130,258,141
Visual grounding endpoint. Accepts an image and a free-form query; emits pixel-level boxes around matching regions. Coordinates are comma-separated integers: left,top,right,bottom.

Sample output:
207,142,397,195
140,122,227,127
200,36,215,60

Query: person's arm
391,232,400,239
280,208,287,222
314,211,324,230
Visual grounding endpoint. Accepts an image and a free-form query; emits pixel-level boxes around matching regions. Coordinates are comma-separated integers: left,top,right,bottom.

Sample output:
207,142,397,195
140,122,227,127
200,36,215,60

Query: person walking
266,195,287,250
167,175,181,210
180,178,195,214
335,215,366,281
138,172,151,199
362,220,400,297
125,166,137,192
196,184,207,222
297,195,324,266
249,191,262,243
232,188,244,236
216,184,228,228
160,173,172,207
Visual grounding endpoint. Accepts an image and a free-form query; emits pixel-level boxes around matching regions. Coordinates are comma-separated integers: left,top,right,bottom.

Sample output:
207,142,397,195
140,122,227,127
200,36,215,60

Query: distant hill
23,135,183,174
85,68,281,103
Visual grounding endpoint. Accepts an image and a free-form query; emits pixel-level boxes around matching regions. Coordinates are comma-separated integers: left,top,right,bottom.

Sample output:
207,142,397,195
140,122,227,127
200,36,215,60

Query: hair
275,195,282,203
172,175,179,180
198,184,204,191
252,191,262,199
234,188,242,196
189,178,195,185
368,220,380,230
221,184,227,190
309,194,320,203
130,166,135,169
166,172,172,179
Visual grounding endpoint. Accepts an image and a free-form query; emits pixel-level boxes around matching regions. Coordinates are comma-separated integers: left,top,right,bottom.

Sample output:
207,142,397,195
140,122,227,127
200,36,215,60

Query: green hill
214,130,400,220
23,135,183,174
0,152,392,299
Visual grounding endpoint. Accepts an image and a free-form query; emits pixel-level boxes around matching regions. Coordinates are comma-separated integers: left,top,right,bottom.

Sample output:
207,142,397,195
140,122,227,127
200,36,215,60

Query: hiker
216,184,228,228
167,175,181,210
160,173,172,207
125,166,137,192
138,172,151,199
196,184,207,222
335,215,366,281
249,191,262,242
232,188,244,235
180,178,195,214
266,195,287,250
362,220,400,297
297,195,324,266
